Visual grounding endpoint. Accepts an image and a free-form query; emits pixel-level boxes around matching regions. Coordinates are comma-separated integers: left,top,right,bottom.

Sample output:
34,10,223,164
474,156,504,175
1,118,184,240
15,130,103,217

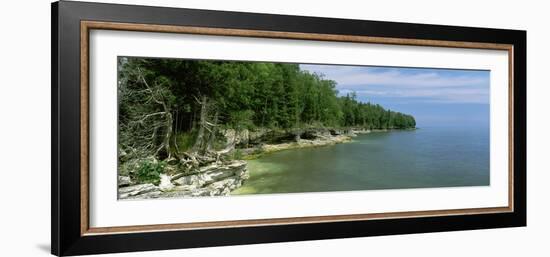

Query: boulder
118,175,131,187
222,128,251,148
190,188,212,197
227,160,247,169
129,190,162,199
120,160,249,199
160,189,194,198
221,187,231,196
159,174,175,192
172,174,202,187
118,183,159,199
203,170,235,183
173,184,198,191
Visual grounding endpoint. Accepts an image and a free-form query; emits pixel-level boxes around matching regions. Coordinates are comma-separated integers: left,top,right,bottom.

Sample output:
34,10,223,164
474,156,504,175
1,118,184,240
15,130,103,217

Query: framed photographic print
51,1,526,256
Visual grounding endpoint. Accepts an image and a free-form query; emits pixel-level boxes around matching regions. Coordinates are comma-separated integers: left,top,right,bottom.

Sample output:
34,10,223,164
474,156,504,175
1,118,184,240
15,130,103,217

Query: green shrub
135,159,165,185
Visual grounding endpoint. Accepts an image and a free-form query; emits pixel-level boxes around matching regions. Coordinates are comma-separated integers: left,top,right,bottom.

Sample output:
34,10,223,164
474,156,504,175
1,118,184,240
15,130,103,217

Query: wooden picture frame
52,1,526,256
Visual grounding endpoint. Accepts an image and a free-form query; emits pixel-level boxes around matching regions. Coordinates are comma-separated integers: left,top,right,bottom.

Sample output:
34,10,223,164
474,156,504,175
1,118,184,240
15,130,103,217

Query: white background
0,0,548,256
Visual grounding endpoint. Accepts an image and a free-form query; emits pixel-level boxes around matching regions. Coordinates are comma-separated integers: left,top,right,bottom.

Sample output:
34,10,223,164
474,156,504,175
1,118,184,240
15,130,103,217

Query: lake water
231,126,489,195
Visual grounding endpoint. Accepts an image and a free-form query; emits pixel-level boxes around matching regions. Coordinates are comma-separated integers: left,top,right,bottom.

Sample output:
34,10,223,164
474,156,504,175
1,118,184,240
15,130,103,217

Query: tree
118,57,417,161
118,59,176,159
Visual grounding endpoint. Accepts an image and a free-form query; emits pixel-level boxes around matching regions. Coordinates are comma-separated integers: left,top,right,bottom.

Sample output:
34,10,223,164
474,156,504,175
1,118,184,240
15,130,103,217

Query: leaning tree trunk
162,112,173,159
132,67,176,160
192,96,208,153
206,110,219,151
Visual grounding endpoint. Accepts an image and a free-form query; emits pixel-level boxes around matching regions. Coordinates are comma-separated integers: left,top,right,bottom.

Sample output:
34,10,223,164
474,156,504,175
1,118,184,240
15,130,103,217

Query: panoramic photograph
116,57,490,200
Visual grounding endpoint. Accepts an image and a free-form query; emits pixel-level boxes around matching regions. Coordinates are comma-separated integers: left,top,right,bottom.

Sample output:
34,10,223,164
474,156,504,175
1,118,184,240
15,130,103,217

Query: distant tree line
118,57,415,158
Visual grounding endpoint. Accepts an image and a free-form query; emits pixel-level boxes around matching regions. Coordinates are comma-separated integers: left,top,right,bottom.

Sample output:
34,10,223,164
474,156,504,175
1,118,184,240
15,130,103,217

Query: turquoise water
232,126,489,195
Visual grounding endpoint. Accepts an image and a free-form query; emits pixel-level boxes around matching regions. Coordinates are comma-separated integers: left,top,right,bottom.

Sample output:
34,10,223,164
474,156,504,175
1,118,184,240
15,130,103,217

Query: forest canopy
118,57,416,160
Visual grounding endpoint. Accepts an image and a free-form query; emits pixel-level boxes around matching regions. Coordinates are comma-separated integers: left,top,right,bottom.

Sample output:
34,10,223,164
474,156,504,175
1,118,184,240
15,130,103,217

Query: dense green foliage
134,159,165,185
118,57,415,158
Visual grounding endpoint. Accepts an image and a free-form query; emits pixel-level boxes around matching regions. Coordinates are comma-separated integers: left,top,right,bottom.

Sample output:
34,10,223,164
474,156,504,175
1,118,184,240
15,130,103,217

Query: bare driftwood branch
119,66,176,160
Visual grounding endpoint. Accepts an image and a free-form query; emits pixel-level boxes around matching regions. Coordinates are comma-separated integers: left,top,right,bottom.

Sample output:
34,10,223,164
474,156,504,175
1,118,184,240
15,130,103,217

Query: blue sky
300,64,490,127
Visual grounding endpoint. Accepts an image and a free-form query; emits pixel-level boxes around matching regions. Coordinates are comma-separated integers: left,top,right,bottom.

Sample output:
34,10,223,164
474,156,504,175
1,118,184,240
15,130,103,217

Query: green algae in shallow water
231,126,490,196
231,160,288,195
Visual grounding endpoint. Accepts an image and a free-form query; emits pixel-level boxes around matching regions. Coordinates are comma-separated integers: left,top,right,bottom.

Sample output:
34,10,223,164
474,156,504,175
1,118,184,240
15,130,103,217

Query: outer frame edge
51,1,60,256
513,30,527,228
53,1,527,256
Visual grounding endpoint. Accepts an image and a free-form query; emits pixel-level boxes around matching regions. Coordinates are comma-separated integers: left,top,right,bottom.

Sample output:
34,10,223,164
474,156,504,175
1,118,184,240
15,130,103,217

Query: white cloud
300,64,489,104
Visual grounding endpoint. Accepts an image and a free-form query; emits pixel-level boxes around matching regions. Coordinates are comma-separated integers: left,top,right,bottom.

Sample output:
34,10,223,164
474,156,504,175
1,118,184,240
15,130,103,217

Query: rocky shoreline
240,128,405,155
117,127,405,199
251,133,354,156
118,160,248,200
224,127,372,157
